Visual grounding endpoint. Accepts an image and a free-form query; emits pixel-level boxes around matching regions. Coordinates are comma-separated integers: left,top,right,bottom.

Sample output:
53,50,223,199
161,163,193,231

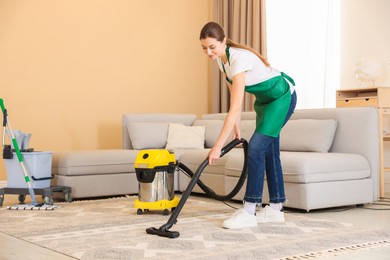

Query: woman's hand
233,123,241,140
208,145,222,165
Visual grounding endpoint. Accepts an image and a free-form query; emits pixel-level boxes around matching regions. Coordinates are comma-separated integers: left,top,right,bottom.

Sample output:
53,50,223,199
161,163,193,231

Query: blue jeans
244,91,297,204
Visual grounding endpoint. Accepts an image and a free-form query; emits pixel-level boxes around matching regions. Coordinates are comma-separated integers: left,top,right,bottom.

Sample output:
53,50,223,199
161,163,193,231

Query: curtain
266,0,340,109
211,0,266,113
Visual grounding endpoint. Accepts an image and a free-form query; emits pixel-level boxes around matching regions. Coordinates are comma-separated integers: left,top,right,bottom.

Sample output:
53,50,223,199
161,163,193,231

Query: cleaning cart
0,98,72,209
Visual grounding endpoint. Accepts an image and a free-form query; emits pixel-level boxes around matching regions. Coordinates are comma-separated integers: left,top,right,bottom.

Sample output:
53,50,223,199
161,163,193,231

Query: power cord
361,198,390,210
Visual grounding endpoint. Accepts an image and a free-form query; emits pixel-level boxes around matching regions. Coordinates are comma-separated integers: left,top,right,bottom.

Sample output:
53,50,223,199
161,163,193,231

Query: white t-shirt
217,47,294,93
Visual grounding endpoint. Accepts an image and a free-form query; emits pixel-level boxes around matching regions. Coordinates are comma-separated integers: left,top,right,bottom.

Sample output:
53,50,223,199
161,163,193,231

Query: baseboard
0,180,7,188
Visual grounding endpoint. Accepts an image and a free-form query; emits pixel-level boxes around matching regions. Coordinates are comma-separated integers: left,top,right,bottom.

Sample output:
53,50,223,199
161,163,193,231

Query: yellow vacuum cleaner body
134,149,179,215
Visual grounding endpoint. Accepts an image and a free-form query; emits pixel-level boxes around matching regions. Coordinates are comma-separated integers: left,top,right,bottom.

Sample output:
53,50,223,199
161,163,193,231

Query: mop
0,98,59,210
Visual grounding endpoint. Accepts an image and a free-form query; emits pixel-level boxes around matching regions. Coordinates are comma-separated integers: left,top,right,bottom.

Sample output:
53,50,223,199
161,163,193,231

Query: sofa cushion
193,120,225,148
127,122,169,149
198,117,337,153
240,120,256,142
122,113,196,149
200,111,256,121
52,149,138,176
223,150,370,184
280,151,370,183
223,149,246,177
280,119,338,152
179,149,227,175
165,123,205,149
193,120,256,147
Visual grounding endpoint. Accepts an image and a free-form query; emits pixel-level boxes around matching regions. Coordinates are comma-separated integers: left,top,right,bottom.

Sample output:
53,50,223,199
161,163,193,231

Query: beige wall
341,0,390,89
0,0,212,180
2,0,389,182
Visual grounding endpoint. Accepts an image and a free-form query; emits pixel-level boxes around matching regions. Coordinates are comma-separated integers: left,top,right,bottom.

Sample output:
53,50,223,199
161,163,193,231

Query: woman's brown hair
199,21,270,66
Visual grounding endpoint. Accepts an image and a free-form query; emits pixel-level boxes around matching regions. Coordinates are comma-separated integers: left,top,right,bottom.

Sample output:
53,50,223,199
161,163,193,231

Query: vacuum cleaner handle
220,138,245,157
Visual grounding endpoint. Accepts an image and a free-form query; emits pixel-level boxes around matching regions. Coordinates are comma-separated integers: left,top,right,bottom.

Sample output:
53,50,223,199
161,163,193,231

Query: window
266,0,340,108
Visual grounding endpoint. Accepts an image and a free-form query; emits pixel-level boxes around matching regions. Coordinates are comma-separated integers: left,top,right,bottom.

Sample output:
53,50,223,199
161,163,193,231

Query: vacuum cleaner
134,149,180,215
134,138,248,238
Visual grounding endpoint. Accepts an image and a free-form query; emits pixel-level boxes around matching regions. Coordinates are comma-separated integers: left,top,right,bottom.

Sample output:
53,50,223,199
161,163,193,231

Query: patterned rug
0,196,389,259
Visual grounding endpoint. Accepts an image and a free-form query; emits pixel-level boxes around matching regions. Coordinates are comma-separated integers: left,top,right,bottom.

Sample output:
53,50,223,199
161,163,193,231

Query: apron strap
281,72,295,86
221,46,233,84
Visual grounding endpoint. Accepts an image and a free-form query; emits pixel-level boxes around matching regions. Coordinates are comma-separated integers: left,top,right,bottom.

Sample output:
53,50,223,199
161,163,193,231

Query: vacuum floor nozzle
146,227,180,238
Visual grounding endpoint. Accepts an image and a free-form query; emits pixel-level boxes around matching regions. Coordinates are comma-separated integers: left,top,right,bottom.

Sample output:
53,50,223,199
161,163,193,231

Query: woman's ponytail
226,38,270,67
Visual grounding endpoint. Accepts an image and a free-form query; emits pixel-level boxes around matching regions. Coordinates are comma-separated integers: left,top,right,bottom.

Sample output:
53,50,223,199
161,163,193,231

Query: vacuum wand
146,138,247,238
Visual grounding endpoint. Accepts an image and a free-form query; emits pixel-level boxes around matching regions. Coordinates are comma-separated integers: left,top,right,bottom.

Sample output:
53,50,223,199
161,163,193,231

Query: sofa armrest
291,107,379,199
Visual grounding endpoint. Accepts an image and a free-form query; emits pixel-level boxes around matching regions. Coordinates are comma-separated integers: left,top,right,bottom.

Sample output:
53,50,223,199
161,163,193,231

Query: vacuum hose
177,138,248,201
146,138,248,238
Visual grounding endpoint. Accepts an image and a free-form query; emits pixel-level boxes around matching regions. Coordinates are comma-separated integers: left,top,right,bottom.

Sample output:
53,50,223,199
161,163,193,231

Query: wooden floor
0,195,75,260
0,232,75,260
1,193,390,260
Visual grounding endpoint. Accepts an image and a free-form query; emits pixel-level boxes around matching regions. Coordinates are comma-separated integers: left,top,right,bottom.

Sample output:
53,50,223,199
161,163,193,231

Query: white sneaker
222,209,257,229
256,205,285,223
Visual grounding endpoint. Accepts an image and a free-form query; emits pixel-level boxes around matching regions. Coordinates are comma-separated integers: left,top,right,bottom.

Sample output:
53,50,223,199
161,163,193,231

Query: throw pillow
127,122,169,150
165,123,205,149
280,119,338,152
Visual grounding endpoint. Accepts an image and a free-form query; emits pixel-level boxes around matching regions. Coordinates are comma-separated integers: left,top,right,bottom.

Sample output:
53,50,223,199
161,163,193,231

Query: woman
199,21,297,229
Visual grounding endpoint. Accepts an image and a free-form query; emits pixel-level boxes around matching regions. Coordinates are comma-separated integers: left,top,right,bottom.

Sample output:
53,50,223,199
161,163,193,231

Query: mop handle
0,99,23,162
0,98,6,127
0,98,6,146
0,98,5,113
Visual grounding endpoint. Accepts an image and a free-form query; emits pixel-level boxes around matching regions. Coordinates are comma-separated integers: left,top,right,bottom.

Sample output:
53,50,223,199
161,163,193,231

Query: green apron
222,47,295,137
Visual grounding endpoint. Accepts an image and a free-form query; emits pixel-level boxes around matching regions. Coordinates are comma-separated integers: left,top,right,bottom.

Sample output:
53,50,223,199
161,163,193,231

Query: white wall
341,0,390,194
341,0,390,89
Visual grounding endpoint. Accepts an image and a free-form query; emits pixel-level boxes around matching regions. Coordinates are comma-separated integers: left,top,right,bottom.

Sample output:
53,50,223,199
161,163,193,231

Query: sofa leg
356,204,364,208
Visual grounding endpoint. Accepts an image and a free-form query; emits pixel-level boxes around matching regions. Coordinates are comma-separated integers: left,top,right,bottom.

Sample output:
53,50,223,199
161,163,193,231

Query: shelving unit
336,87,390,197
381,108,390,185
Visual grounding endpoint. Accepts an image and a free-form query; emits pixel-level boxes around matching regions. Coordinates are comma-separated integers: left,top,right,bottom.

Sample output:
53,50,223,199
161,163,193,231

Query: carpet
0,196,389,260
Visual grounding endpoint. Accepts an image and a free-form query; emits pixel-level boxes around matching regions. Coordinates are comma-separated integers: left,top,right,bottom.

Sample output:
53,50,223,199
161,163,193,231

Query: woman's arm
227,84,242,140
208,72,245,164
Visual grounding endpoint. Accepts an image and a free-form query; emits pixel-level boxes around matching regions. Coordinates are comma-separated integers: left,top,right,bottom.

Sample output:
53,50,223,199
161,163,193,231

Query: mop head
6,203,61,210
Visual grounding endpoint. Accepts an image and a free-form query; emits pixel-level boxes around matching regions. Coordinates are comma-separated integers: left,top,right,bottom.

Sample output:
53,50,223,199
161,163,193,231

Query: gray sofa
52,107,379,211
179,108,379,211
51,114,197,198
